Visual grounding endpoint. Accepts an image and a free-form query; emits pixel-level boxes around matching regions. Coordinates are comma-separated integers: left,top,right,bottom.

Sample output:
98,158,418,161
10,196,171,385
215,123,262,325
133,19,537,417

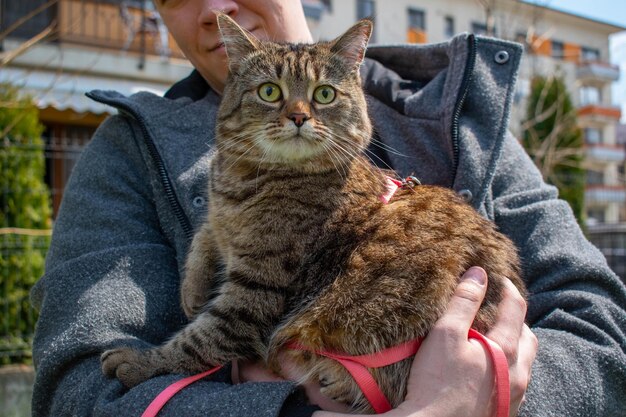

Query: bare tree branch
0,0,59,42
0,23,56,66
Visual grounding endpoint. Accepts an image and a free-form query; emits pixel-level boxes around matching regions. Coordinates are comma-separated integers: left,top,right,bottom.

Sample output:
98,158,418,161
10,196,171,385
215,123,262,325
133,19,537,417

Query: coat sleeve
490,132,626,417
30,115,316,417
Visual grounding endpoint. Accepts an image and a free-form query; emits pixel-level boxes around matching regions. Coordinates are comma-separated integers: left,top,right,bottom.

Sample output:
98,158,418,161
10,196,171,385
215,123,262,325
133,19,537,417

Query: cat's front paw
318,367,357,408
101,347,159,388
181,291,207,319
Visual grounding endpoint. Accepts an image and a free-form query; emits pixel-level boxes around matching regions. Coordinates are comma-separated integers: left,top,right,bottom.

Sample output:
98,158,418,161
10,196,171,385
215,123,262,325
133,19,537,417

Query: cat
101,14,525,413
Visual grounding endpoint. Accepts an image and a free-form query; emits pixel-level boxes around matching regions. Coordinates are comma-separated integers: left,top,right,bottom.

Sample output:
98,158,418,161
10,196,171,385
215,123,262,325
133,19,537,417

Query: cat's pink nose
289,113,310,127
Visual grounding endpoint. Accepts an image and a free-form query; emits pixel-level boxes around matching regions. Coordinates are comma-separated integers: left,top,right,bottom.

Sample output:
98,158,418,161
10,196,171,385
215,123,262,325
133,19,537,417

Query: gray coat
31,34,626,417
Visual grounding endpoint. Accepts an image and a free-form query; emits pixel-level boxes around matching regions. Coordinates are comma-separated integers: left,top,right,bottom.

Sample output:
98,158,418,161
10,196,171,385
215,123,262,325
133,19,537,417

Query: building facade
305,0,625,227
1,0,193,215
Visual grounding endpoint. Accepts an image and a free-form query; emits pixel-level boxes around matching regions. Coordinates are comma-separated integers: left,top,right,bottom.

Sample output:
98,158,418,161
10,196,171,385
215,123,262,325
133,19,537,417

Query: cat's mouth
258,133,324,163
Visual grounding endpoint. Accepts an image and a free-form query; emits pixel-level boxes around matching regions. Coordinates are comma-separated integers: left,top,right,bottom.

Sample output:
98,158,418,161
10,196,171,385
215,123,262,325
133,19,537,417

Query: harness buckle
401,176,421,188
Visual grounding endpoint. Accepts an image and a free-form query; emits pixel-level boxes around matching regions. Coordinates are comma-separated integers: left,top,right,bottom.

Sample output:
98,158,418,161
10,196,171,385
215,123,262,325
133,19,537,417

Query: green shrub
0,82,52,365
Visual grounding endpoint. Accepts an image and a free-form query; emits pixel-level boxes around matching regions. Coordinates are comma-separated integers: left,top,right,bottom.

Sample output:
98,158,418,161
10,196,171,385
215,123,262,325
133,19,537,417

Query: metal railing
1,135,52,365
1,0,184,60
587,224,626,281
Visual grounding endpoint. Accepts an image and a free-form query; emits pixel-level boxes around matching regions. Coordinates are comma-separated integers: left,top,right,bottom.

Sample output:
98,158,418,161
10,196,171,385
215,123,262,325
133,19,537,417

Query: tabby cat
101,14,525,413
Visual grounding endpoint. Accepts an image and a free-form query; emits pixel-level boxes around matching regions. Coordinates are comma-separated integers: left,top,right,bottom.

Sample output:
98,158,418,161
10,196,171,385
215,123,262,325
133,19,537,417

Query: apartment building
1,0,193,215
2,1,624,225
305,0,625,227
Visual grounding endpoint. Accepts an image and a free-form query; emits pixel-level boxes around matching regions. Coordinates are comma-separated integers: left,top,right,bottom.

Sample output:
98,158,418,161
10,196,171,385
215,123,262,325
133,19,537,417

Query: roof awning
1,68,169,115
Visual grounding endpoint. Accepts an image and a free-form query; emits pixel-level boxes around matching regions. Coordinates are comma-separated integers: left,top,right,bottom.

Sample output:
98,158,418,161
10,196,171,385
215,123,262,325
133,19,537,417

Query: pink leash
141,329,509,416
141,366,223,417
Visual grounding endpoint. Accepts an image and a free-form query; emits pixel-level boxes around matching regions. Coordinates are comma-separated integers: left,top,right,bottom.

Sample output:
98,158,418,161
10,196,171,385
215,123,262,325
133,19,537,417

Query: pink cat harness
141,177,510,416
140,329,509,416
287,329,510,415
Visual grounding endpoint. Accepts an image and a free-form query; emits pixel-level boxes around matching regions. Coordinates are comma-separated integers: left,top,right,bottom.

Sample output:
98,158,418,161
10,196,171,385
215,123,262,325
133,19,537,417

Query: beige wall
315,0,616,54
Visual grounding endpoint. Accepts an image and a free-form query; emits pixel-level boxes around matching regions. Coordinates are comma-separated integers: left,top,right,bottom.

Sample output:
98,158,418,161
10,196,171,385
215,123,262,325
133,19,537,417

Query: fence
0,231,47,365
0,131,72,365
587,224,626,280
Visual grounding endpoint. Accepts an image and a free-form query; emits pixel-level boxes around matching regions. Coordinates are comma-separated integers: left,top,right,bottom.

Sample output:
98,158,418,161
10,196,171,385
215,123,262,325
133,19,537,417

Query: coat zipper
86,93,194,240
451,34,477,183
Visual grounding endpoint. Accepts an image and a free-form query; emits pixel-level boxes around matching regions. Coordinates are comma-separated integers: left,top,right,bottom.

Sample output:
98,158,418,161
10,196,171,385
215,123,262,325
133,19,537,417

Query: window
43,124,96,217
514,78,530,104
551,40,564,59
407,8,426,43
408,8,425,31
515,32,528,45
586,170,605,185
444,16,455,38
618,127,626,145
357,0,375,19
356,0,375,41
587,207,606,224
585,128,603,144
471,22,488,35
471,21,496,36
582,47,600,61
580,86,601,106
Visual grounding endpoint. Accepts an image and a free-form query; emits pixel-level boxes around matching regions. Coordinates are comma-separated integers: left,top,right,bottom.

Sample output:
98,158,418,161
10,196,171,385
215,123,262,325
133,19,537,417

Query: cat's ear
329,18,373,70
216,12,260,72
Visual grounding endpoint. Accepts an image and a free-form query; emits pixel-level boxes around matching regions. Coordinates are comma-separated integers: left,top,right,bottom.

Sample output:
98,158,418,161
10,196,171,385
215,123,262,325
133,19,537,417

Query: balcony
584,144,626,163
586,185,626,203
2,0,185,60
577,61,621,83
578,105,622,123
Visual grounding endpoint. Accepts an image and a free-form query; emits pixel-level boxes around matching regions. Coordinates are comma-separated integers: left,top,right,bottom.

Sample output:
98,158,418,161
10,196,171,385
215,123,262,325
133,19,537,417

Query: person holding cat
30,1,625,417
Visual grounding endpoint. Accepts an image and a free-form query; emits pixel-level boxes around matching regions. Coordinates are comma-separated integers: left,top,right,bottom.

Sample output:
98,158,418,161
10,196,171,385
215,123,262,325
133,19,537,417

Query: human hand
315,267,536,417
387,267,536,417
484,276,538,416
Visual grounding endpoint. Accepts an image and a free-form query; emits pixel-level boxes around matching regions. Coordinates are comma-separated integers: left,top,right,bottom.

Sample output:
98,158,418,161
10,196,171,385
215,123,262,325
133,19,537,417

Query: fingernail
464,267,486,285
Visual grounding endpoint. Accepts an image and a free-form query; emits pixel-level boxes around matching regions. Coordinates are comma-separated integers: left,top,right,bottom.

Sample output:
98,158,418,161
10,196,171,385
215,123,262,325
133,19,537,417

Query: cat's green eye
258,83,282,102
313,85,336,104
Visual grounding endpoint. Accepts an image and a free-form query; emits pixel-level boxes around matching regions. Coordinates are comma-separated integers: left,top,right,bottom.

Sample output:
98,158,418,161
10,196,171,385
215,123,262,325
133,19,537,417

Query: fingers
484,279,537,417
403,268,496,417
486,278,528,363
234,359,284,383
435,267,488,339
509,325,538,417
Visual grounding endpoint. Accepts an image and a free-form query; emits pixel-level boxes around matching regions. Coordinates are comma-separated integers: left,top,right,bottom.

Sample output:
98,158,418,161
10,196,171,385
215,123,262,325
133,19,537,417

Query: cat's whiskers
320,138,349,181
327,121,397,174
217,128,267,172
255,137,275,192
326,133,386,196
368,137,409,158
323,130,362,166
331,120,406,168
362,148,397,173
214,128,255,152
222,145,257,173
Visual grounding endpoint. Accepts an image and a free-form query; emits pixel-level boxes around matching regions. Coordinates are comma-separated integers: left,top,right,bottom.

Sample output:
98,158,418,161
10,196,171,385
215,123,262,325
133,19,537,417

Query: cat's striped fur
101,14,524,413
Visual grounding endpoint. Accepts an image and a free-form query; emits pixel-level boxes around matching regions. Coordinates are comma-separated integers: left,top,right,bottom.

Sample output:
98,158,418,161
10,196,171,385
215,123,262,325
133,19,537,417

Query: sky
526,0,626,122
